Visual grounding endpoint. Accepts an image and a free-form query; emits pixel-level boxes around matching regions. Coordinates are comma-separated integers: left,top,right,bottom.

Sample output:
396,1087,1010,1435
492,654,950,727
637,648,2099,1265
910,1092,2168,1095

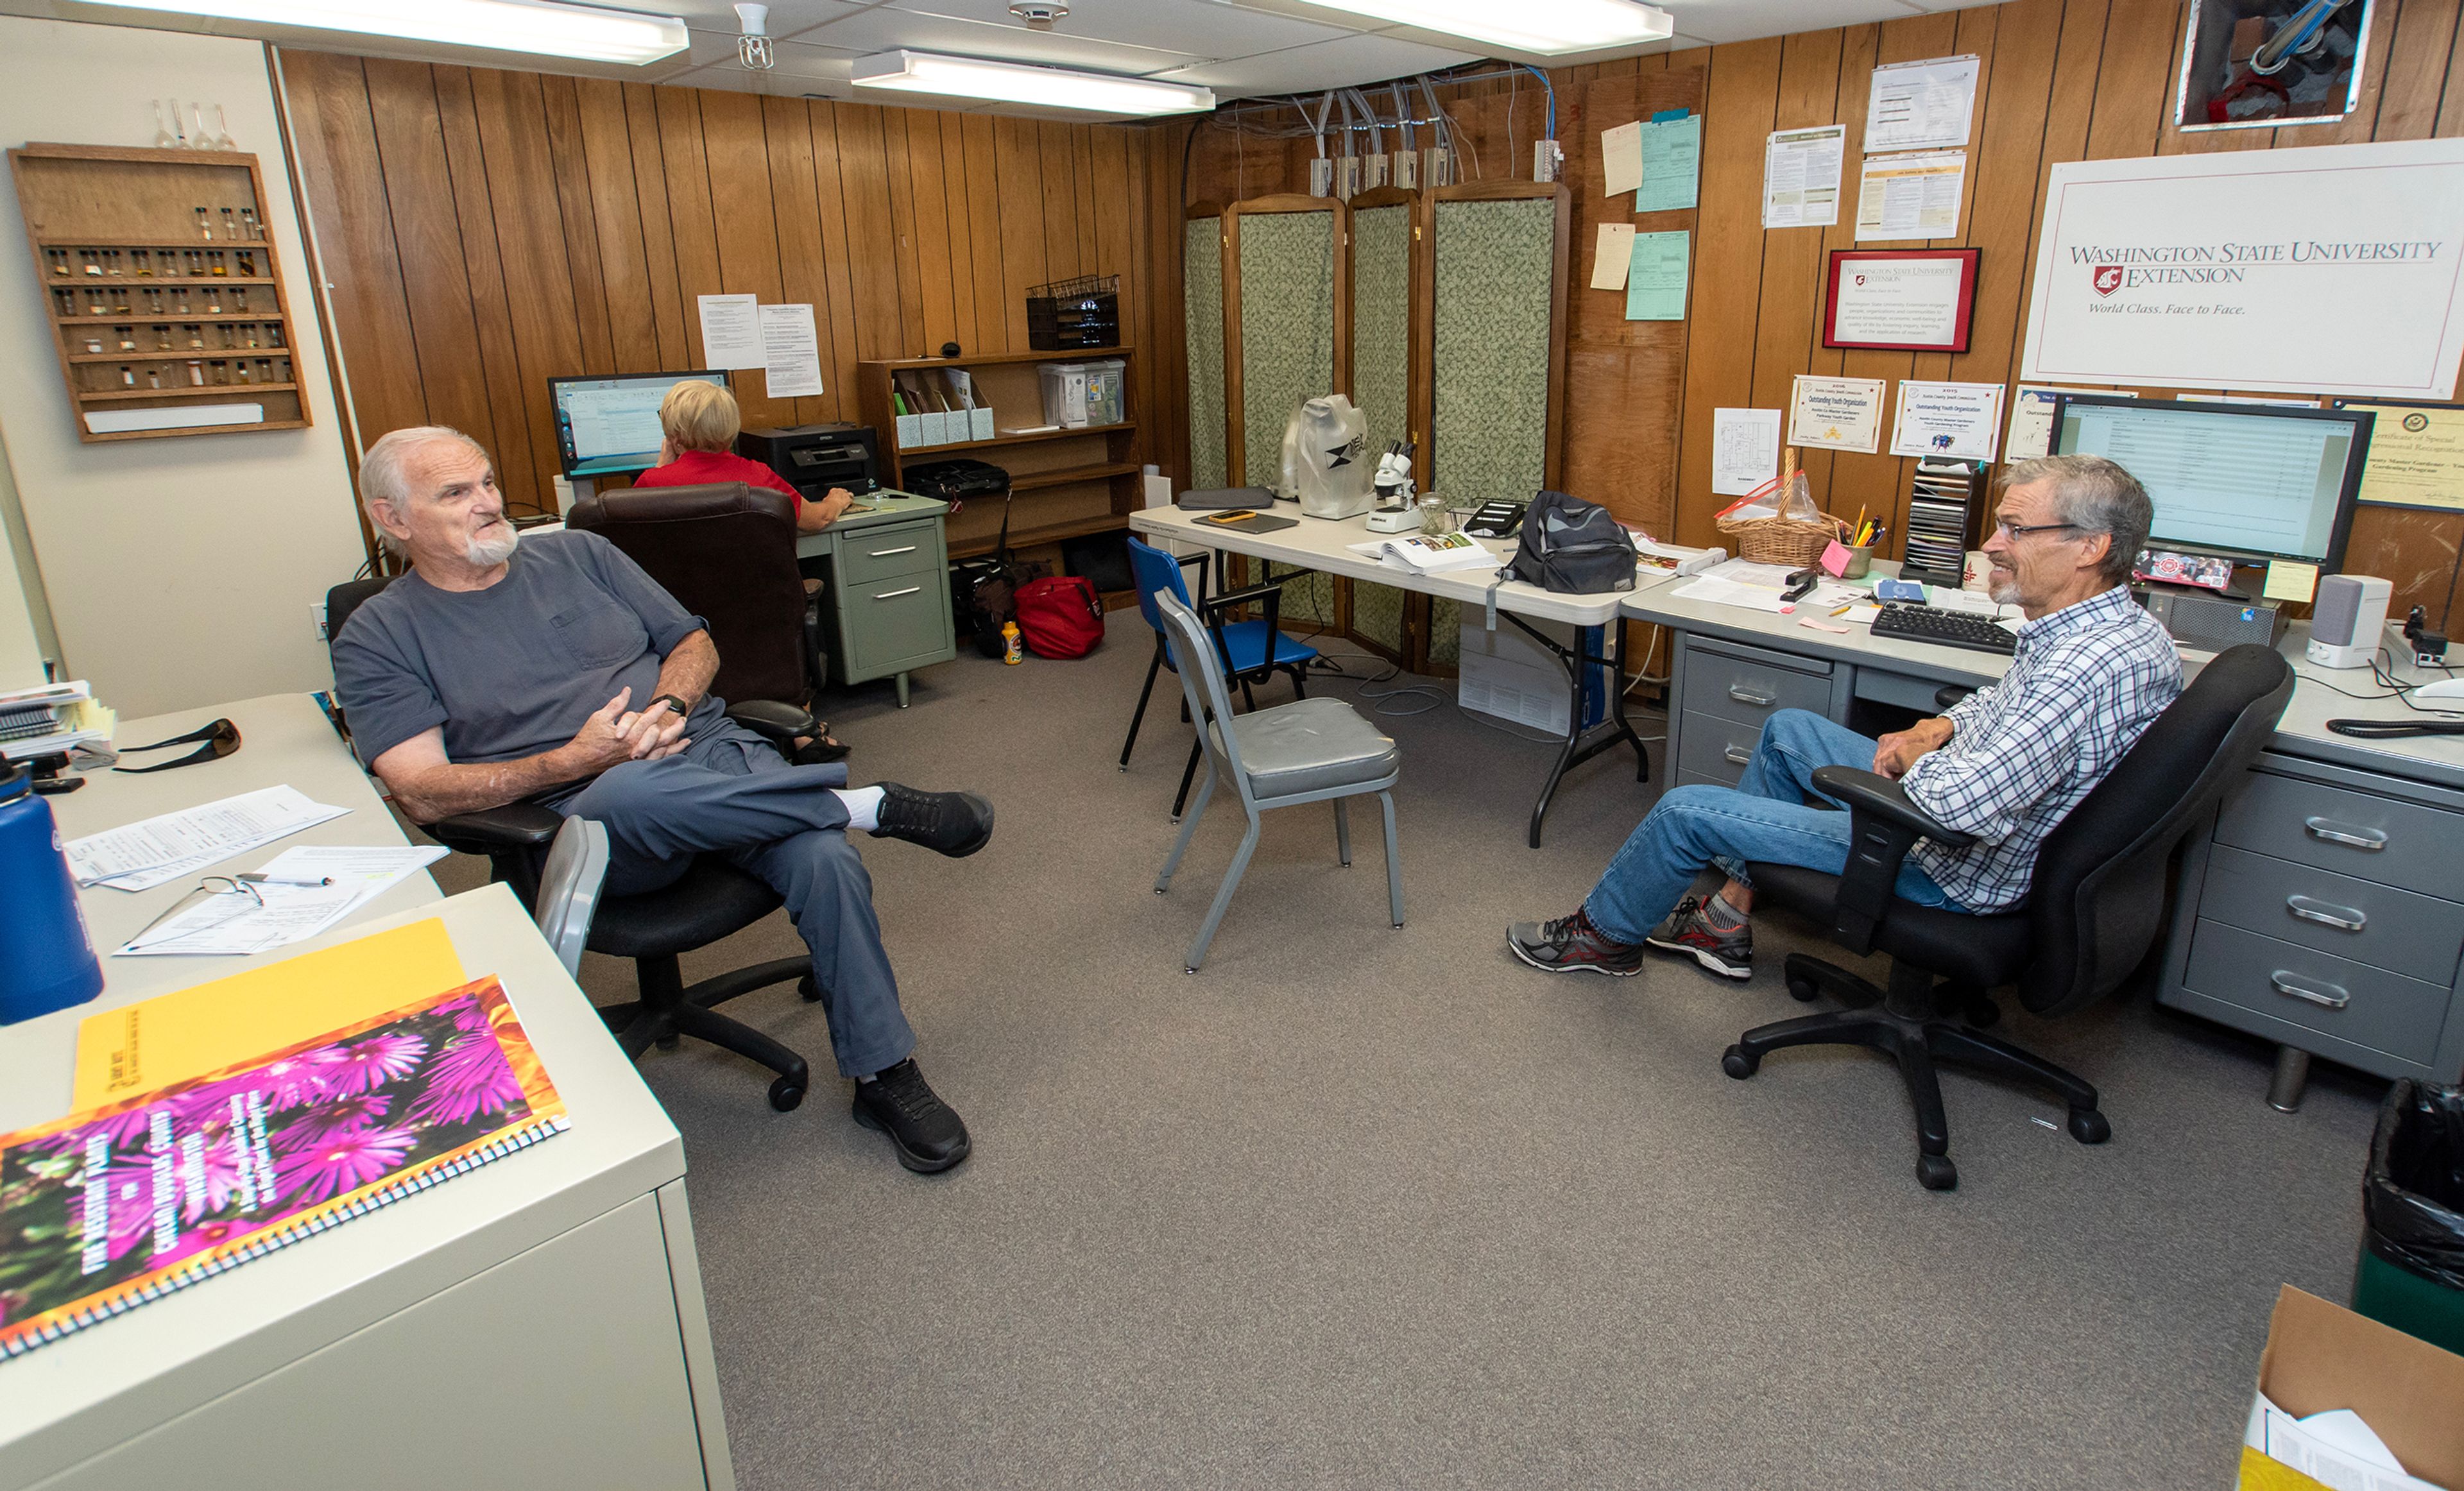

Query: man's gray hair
1999,453,2150,584
359,426,491,554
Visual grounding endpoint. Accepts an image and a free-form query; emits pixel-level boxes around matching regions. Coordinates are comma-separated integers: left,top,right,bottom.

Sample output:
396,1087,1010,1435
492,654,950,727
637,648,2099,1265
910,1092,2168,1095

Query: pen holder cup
1839,545,1874,580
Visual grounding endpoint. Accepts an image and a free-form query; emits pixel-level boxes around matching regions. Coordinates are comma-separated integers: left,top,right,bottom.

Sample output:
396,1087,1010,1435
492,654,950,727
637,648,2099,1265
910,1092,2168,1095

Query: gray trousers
553,724,913,1078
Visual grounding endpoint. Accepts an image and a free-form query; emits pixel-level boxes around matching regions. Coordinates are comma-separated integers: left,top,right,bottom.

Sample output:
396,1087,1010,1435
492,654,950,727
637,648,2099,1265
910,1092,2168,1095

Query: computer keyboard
1869,601,2018,656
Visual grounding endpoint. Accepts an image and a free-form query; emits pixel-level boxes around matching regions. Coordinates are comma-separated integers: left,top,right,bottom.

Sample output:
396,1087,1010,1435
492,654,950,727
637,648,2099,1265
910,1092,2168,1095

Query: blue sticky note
1652,108,1690,123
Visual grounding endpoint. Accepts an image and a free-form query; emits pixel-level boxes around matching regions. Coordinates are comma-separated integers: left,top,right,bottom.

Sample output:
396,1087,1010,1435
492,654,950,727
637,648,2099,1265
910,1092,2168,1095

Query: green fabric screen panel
1232,208,1336,488
1432,197,1555,508
1184,216,1226,492
1348,200,1414,656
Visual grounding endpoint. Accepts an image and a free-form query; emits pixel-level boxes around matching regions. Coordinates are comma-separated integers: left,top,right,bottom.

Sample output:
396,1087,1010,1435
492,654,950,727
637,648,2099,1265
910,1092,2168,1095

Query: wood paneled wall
277,51,1163,521
1148,0,2464,629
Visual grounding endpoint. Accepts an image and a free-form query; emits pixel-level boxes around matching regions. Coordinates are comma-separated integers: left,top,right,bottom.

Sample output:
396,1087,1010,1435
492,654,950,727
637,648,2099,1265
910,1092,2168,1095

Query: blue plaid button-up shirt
1901,584,2182,912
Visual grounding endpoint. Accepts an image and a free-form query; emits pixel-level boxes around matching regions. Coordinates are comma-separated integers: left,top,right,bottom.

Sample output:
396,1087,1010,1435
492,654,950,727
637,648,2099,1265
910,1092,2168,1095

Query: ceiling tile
1654,0,1926,44
798,3,1204,71
1152,32,1477,98
886,0,1356,56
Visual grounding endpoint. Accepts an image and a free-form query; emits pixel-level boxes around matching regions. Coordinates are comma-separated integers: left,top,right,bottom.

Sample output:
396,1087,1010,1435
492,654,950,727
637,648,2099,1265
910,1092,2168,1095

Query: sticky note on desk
2263,559,2319,604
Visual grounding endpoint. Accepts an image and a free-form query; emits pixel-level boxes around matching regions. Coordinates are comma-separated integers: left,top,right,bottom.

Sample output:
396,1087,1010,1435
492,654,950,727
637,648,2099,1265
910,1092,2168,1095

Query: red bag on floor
1013,575,1104,659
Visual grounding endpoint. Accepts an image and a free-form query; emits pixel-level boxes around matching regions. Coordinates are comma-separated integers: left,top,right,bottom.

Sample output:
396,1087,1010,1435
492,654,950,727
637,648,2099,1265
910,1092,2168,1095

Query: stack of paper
0,680,114,762
67,785,351,892
115,845,446,957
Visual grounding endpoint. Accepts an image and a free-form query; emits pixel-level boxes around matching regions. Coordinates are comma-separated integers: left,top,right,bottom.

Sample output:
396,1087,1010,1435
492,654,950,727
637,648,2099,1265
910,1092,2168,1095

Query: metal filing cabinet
2161,751,2464,1102
1665,635,1851,790
796,493,957,708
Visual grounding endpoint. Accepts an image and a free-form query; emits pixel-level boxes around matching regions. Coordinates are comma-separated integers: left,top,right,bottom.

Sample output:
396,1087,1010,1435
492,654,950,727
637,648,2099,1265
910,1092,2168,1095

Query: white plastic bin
1038,362,1091,428
1081,357,1125,426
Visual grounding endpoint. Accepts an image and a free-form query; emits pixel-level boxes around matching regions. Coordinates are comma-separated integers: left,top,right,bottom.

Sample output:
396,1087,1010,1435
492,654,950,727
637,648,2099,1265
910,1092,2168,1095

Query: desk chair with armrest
1721,643,2295,1190
325,575,828,1113
1121,534,1319,820
568,480,829,705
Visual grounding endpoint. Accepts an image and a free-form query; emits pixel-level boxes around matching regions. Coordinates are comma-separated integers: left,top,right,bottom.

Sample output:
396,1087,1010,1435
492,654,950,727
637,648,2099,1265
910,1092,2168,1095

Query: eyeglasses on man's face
1990,517,2082,542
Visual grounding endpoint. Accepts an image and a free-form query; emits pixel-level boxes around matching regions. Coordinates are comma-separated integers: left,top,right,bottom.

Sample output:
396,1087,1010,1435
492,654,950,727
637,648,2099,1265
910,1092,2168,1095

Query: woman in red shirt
633,380,855,534
633,379,851,758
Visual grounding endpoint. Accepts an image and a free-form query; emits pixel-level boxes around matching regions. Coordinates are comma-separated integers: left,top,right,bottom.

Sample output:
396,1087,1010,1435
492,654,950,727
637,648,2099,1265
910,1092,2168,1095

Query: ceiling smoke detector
735,3,774,69
1009,1,1068,28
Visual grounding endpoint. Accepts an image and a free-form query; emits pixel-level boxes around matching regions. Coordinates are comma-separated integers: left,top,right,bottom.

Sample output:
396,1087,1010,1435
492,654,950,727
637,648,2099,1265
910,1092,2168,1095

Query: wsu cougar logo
2091,265,2124,296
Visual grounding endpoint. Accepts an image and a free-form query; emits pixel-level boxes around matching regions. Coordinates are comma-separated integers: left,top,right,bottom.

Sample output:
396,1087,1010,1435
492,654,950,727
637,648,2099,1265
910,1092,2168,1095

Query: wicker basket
1714,447,1841,567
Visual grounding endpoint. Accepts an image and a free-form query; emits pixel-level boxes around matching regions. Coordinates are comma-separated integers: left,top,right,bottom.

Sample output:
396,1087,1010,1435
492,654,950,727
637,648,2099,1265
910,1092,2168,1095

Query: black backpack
1509,491,1638,594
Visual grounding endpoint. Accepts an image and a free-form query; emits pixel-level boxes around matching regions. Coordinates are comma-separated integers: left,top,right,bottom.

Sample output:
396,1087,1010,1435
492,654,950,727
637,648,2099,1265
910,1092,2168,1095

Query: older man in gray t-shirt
332,425,989,1174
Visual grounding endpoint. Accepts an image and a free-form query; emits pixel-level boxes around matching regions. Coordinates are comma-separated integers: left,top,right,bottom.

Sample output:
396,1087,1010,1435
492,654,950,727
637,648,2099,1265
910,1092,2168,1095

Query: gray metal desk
794,491,956,708
1622,567,2464,1107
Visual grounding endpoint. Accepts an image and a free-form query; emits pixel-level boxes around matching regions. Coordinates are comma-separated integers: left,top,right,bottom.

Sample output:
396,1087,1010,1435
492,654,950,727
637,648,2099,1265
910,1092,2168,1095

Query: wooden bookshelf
855,346,1139,558
10,144,308,443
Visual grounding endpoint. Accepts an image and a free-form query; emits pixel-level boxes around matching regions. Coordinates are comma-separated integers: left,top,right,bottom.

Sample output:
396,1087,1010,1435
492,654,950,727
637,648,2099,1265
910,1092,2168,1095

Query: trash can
2356,1079,2464,1357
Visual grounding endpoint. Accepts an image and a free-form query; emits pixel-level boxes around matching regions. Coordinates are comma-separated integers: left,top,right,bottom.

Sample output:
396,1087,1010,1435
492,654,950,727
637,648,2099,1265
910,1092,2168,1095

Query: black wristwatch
649,694,690,718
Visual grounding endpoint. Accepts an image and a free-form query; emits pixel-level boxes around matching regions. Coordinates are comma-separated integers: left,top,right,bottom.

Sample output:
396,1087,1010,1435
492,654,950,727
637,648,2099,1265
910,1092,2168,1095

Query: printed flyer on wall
0,977,566,1359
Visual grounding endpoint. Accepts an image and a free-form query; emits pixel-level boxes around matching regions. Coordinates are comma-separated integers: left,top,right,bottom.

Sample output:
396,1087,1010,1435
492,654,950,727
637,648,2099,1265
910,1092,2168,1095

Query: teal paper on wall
1626,230,1690,320
1635,114,1701,213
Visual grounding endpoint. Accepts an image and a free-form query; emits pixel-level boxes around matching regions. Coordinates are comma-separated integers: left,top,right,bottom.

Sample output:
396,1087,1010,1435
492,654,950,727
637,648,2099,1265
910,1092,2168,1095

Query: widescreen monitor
2049,394,2372,572
549,370,728,478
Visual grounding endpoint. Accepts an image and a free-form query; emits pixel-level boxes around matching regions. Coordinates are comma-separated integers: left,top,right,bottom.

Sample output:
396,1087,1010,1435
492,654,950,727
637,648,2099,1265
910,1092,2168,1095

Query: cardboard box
2239,1286,2464,1490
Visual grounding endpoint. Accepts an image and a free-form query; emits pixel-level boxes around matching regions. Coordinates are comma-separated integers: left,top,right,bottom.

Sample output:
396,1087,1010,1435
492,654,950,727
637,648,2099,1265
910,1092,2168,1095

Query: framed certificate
1822,248,1980,352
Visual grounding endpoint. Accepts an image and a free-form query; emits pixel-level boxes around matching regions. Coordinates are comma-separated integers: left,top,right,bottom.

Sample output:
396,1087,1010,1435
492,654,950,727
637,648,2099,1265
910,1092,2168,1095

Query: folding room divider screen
1183,207,1228,493
1344,186,1419,658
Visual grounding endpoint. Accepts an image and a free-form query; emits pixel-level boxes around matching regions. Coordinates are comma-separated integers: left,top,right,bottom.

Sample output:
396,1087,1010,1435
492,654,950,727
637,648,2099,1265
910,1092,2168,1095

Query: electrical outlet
1336,155,1362,199
1533,139,1563,182
1363,153,1390,190
1309,157,1333,197
310,600,328,642
1392,149,1417,190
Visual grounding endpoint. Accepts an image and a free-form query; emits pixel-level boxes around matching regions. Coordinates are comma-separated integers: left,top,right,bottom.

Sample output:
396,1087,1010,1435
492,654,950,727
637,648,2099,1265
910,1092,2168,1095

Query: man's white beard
465,523,518,566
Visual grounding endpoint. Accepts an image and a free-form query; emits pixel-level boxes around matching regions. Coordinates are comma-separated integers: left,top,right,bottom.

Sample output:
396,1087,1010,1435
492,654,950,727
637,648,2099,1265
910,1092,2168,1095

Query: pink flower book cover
0,975,565,1360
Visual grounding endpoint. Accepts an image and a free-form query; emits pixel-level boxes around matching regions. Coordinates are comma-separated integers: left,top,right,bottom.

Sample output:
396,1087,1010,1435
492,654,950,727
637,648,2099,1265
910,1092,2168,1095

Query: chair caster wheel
1785,975,1820,1003
768,1077,806,1112
1961,996,2001,1028
656,1034,680,1051
1917,1154,1958,1190
1721,1045,1758,1079
2067,1109,2110,1145
1183,966,1199,975
798,975,822,1003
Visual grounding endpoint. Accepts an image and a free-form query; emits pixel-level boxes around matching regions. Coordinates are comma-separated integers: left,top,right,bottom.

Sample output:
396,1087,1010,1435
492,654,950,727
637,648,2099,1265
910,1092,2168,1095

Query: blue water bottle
0,762,103,1024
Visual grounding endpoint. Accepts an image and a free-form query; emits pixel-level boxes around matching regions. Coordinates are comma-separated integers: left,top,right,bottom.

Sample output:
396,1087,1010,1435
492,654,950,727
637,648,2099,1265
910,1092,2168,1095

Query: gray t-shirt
332,531,725,772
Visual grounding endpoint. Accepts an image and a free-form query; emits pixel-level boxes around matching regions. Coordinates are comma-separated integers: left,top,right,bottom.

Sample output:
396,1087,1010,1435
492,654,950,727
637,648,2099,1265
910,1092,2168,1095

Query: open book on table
1346,531,1499,574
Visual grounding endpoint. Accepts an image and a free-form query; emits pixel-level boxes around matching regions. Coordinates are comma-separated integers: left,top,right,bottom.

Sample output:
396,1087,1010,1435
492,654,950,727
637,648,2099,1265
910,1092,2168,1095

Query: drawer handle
868,545,919,558
2304,817,2387,851
2270,971,2352,1010
2286,896,2366,933
1723,744,1754,766
873,586,922,601
1727,685,1777,707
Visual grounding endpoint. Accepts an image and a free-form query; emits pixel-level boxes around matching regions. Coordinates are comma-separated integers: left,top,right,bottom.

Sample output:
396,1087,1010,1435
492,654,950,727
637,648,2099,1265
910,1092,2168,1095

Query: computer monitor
548,370,728,479
2048,394,2373,572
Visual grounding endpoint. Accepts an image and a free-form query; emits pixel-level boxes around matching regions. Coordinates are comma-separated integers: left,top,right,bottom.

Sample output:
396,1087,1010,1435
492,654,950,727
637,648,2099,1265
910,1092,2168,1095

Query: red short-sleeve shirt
631,448,803,511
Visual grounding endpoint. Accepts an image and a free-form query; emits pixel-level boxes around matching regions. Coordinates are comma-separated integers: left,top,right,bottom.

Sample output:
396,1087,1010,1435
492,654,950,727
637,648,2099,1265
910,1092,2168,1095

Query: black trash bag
2363,1079,2464,1291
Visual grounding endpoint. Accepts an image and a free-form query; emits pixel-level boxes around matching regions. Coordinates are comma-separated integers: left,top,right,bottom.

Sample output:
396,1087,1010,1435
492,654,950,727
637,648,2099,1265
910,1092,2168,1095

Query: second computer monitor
2048,394,2372,572
549,370,729,479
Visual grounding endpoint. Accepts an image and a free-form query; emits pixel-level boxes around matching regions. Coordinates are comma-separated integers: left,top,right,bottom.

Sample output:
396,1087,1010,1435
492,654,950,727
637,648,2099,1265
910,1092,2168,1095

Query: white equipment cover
1281,395,1373,519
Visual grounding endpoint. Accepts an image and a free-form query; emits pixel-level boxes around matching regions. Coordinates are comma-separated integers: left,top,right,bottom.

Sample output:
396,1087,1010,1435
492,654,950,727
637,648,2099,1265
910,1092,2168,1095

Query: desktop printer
739,423,880,497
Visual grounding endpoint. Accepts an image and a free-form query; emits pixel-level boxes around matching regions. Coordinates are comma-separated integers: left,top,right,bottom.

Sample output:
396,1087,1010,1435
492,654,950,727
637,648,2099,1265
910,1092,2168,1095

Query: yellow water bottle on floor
1002,621,1022,664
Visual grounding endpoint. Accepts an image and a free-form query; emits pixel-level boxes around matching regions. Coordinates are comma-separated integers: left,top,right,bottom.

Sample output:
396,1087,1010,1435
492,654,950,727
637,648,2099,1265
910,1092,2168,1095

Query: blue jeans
1583,709,1965,944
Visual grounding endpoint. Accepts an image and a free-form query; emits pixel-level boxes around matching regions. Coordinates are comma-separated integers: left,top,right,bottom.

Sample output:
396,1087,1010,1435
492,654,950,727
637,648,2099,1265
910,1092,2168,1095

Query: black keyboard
1869,601,2017,656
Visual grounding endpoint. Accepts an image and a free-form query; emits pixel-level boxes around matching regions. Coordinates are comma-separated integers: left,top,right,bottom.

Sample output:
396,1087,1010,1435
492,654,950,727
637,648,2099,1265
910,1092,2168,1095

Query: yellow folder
72,918,466,1107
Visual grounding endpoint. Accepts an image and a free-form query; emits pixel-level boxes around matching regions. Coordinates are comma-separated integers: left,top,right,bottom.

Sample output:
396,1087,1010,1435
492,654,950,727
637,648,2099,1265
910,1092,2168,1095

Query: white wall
0,429,54,690
0,16,364,717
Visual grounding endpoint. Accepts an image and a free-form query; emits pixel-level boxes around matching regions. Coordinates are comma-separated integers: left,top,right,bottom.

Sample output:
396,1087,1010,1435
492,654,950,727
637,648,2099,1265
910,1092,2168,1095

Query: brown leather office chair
567,480,824,704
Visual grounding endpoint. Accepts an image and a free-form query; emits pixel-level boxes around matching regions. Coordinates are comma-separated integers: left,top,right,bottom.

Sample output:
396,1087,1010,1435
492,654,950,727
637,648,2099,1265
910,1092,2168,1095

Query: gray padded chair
534,817,610,980
1153,590,1404,971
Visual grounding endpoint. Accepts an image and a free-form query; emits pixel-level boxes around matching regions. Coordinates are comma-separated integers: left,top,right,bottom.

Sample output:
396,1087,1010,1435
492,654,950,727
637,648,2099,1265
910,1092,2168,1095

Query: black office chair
325,575,826,1112
1720,643,2295,1190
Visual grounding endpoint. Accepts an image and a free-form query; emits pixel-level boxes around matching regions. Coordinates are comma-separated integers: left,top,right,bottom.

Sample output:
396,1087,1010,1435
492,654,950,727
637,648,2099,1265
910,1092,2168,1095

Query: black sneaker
1643,895,1754,980
869,783,995,857
1507,907,1647,976
852,1059,971,1173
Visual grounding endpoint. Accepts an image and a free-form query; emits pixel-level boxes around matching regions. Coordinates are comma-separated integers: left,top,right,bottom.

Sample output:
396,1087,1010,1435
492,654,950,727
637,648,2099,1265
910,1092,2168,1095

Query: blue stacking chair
1120,533,1320,818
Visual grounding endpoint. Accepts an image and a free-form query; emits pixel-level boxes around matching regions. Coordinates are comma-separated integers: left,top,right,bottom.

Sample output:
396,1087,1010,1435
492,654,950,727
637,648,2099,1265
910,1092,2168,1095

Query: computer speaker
2307,574,2391,670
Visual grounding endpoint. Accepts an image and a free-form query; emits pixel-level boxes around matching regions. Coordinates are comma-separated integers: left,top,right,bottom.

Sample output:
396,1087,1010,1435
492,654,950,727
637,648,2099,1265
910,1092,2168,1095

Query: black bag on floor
948,492,1047,658
2365,1080,2464,1291
1509,490,1639,595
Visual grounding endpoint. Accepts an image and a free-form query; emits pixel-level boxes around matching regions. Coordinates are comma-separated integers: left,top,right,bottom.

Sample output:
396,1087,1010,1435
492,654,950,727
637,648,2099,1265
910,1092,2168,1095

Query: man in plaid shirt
1511,454,2182,980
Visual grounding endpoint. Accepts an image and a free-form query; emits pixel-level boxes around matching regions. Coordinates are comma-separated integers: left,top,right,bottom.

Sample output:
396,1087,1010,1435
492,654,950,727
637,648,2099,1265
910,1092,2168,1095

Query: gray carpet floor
425,611,2387,1490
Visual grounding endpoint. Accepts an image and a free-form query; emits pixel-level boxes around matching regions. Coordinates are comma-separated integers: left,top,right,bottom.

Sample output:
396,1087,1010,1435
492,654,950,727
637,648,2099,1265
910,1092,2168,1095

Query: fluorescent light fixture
90,0,687,65
1292,0,1672,56
851,51,1215,117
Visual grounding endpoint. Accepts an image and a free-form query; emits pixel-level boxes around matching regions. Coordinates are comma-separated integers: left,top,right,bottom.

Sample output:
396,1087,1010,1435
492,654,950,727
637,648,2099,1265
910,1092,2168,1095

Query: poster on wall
1788,375,1886,453
2019,139,2464,400
1824,249,1978,350
1889,380,2004,461
2334,400,2464,511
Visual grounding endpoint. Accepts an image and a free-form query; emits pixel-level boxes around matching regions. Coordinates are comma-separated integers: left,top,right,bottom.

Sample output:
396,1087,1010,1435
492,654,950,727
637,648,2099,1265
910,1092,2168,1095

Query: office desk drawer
2182,919,2451,1064
839,521,944,586
2201,844,2464,987
844,572,954,677
1676,711,1766,787
1679,643,1831,729
2214,771,2463,891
